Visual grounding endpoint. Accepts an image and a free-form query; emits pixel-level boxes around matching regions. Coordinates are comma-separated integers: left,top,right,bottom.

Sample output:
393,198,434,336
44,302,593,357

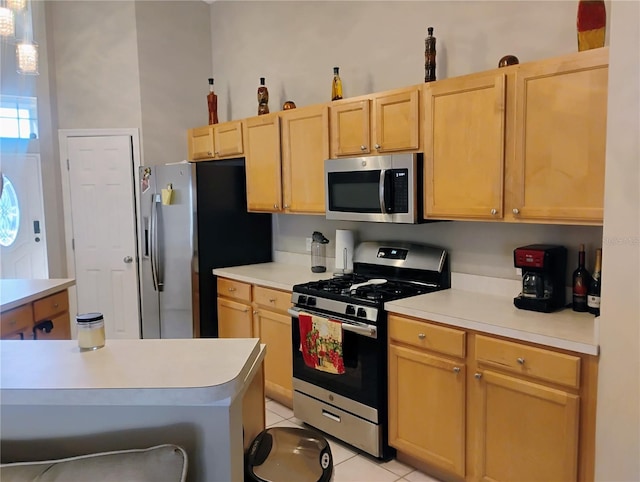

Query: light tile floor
265,398,443,482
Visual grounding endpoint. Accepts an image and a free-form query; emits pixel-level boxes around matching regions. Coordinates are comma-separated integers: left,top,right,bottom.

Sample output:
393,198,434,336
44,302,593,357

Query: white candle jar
76,312,105,351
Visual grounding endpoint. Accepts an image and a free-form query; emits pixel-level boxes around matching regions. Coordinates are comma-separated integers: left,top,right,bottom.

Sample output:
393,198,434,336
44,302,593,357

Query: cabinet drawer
1,304,33,338
217,278,252,302
389,314,465,358
475,335,581,389
33,290,69,321
253,286,291,313
34,312,71,340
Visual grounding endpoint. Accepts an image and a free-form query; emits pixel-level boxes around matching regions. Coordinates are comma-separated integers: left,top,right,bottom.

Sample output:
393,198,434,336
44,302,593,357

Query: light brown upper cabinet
187,120,244,161
244,113,283,212
424,71,509,220
507,47,608,224
330,85,421,158
281,104,329,214
424,47,608,225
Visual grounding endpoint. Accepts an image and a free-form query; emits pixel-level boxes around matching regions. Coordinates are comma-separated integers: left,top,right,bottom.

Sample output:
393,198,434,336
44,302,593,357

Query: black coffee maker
513,244,567,313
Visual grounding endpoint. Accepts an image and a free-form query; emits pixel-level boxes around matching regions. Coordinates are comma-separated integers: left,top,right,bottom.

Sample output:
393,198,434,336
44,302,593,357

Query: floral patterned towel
298,313,345,375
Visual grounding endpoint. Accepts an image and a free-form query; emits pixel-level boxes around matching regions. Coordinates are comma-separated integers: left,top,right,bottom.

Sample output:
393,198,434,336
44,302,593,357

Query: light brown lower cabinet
388,313,598,482
217,278,293,408
0,289,71,340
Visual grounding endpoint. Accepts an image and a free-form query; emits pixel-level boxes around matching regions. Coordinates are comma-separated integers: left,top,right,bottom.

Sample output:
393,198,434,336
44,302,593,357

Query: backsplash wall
273,214,604,284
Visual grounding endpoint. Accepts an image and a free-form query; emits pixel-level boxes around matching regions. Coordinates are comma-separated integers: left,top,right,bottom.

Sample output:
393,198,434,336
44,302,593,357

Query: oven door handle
288,308,377,339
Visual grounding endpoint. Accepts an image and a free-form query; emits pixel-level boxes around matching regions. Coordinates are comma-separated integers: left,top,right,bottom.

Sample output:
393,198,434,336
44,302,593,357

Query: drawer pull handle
418,333,426,340
453,367,461,374
517,357,525,365
474,372,483,380
53,303,59,308
228,287,236,292
268,298,276,303
322,410,341,423
9,320,17,326
253,310,258,315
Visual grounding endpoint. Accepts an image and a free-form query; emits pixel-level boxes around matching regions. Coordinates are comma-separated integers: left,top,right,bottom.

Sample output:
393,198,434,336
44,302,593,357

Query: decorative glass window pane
0,95,38,139
0,174,20,247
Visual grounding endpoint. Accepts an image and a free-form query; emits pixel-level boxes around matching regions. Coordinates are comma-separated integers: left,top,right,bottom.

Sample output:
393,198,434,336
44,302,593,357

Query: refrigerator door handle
150,194,163,292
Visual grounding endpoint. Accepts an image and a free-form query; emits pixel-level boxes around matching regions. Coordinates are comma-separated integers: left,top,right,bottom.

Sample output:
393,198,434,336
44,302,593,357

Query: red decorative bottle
207,78,218,125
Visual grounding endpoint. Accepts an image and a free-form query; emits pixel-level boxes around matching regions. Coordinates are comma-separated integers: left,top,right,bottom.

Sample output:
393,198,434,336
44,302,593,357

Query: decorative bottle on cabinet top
207,78,219,125
424,26,436,82
257,77,269,115
331,67,343,101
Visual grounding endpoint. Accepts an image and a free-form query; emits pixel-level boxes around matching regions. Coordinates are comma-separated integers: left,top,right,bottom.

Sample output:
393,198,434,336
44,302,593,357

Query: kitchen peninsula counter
0,338,266,482
386,289,599,355
0,278,75,311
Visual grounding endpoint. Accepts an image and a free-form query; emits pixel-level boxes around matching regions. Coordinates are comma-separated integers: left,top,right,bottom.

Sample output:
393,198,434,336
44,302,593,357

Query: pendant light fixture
6,0,26,11
14,0,38,75
0,7,14,37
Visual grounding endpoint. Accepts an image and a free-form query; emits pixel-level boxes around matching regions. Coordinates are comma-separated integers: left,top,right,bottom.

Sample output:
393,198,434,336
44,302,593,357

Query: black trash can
245,427,333,482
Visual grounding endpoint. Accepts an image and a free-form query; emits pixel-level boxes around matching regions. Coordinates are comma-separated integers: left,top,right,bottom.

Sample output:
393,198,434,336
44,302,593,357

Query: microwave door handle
379,169,387,213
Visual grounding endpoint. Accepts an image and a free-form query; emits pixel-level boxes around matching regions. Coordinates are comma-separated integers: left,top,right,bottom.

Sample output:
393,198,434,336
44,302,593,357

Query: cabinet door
424,73,506,220
244,114,283,212
255,309,293,406
473,369,579,482
217,298,253,338
213,120,244,158
281,104,329,214
330,100,371,157
33,312,71,340
188,126,215,160
373,87,420,153
388,344,466,477
510,48,608,224
0,304,33,340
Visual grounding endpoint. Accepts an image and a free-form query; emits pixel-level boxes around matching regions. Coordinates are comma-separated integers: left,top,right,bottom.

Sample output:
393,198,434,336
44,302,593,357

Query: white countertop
386,289,599,355
213,261,599,356
213,262,333,291
0,278,76,311
0,338,264,406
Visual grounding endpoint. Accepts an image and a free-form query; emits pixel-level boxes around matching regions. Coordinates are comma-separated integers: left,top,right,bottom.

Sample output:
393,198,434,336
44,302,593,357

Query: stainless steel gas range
289,241,450,459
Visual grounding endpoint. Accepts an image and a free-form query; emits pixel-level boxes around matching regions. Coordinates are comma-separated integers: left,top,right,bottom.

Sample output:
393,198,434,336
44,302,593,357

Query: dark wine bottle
587,248,602,315
572,244,591,312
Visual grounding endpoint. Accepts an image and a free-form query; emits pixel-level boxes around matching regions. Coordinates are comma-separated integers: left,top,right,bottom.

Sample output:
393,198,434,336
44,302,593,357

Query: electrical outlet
306,237,312,252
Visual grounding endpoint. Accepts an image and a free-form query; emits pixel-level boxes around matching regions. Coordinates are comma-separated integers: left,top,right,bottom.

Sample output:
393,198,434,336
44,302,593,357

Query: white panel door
0,153,48,279
66,135,140,339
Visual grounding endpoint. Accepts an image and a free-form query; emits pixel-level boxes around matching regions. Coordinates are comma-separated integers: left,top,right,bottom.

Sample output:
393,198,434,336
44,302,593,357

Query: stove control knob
356,308,367,318
345,305,356,316
298,295,308,305
307,297,316,307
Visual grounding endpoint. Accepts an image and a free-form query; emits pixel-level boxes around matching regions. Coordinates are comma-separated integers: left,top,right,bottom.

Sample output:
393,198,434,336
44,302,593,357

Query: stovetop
291,241,450,324
294,273,439,305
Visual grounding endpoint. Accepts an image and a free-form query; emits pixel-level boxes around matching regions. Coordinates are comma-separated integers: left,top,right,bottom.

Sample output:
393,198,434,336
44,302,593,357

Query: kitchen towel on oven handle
298,312,345,375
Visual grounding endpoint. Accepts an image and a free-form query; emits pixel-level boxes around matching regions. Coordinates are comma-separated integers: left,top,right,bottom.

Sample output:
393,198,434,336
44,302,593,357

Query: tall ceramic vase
577,0,606,51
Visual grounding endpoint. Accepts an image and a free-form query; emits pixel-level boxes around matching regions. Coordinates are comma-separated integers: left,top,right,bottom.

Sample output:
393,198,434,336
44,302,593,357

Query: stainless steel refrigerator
138,160,272,339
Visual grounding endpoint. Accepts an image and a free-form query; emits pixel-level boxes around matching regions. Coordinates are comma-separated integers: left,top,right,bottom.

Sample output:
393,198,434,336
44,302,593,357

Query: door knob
123,256,133,263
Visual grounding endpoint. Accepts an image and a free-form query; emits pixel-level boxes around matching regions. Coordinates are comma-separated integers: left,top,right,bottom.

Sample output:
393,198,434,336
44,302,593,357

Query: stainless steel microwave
325,153,422,223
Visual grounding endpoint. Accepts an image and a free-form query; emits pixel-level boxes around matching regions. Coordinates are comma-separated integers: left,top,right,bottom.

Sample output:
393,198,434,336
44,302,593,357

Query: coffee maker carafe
513,245,567,313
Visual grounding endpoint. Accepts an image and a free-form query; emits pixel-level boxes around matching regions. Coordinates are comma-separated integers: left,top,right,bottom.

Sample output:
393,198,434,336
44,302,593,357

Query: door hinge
72,238,75,250
66,159,70,170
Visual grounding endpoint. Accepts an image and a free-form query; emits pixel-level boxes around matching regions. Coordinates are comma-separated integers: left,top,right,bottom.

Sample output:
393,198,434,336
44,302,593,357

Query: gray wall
209,0,604,283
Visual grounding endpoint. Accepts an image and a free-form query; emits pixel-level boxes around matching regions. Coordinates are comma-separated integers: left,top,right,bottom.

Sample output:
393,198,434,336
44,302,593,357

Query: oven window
292,318,384,409
328,171,381,212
